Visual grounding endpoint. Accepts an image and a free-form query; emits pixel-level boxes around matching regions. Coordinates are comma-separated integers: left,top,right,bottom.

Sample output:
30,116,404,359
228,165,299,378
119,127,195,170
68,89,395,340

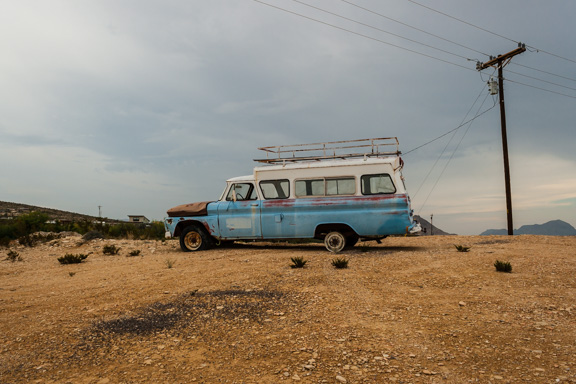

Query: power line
526,45,576,65
505,68,576,93
290,0,474,61
252,0,477,72
407,0,576,65
337,0,489,58
343,0,576,87
404,91,497,156
511,62,576,83
338,0,576,87
407,0,518,44
257,0,575,97
411,85,489,199
254,1,576,100
504,77,576,99
416,90,494,215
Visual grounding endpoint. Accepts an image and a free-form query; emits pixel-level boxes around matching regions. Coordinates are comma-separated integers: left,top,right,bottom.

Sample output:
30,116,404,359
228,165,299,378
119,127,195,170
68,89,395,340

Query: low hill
0,201,112,222
480,219,576,236
414,215,453,235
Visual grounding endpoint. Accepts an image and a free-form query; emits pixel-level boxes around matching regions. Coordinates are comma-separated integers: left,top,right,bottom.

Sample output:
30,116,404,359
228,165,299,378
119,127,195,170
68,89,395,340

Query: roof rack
255,137,400,164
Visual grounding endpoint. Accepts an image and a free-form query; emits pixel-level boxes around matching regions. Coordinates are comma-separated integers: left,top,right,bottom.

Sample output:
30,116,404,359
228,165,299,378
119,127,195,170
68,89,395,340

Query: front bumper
408,222,422,234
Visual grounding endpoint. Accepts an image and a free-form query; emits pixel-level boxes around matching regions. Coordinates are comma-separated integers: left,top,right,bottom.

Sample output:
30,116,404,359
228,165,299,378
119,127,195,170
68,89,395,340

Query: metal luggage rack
255,137,400,164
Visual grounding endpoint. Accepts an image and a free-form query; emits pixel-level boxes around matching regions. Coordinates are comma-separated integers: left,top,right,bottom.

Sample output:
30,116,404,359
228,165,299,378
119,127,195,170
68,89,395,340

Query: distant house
127,215,150,224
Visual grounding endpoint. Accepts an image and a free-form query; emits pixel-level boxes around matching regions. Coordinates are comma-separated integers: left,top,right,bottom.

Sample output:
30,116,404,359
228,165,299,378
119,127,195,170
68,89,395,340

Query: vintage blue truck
164,138,421,252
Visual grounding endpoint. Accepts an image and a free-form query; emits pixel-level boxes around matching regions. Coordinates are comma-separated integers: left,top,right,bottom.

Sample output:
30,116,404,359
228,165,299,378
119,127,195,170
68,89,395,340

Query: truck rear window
361,174,396,194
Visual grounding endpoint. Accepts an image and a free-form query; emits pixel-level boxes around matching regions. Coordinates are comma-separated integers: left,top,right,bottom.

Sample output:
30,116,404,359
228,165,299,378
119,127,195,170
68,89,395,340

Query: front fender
165,217,219,239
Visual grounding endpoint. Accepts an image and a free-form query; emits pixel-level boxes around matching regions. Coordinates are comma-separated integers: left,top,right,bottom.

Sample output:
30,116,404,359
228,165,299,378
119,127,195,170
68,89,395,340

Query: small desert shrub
0,237,11,248
37,232,57,242
331,257,349,269
19,233,58,247
128,249,141,257
83,230,104,241
165,258,176,269
18,234,36,247
494,260,512,273
359,243,372,253
454,245,471,252
290,256,308,269
103,244,121,255
69,272,76,277
58,253,88,265
6,250,22,262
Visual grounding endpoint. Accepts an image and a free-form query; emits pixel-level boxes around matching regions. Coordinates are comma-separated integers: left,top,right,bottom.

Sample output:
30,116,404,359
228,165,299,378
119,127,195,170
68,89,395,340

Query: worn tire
324,231,346,253
180,225,211,252
345,235,359,248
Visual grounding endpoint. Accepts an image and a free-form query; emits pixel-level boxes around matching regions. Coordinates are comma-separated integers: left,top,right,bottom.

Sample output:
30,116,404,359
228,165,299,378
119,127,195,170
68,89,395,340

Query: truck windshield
225,183,257,201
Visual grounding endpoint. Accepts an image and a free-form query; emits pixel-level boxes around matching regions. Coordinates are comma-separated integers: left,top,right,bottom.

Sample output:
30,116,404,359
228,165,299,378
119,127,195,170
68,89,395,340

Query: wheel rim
325,232,345,253
184,231,202,251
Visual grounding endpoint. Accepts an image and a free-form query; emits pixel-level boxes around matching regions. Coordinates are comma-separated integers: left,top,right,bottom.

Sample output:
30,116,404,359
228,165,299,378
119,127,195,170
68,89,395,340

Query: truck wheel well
314,224,357,240
174,220,209,237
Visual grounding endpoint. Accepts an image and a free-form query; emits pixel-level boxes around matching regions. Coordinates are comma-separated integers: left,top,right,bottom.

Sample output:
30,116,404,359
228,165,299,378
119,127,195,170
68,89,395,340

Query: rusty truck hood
166,201,213,217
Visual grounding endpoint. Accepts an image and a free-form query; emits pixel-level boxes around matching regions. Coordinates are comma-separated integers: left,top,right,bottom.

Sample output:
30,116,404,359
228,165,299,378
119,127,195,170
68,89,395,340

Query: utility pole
430,214,433,236
477,43,526,236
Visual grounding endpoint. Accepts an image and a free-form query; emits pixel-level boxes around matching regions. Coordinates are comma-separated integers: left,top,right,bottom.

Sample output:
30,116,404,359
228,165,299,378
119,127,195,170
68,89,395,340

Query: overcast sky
1,0,575,235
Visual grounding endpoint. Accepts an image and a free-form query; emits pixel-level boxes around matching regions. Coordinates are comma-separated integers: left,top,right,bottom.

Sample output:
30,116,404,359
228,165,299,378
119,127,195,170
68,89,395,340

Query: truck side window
295,179,324,197
260,179,289,199
326,177,355,195
361,174,396,195
296,177,355,197
226,183,256,201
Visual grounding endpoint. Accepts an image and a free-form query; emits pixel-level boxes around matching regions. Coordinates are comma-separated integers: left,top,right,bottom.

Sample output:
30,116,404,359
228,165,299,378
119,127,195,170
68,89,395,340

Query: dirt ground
1,234,575,384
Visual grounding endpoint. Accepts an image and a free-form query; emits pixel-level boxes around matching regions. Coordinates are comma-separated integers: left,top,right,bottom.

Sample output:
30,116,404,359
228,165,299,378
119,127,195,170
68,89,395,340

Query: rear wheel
324,231,346,253
180,225,211,252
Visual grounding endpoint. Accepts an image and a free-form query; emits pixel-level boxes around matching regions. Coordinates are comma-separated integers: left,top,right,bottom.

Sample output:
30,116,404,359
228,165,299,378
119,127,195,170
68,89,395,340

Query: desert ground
1,234,575,384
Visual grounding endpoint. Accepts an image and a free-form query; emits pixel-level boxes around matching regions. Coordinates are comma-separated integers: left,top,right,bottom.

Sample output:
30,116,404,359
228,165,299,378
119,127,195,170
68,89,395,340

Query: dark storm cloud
1,0,574,233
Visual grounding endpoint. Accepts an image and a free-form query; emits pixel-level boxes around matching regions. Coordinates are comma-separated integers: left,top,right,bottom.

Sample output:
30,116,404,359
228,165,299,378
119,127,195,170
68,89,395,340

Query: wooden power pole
477,43,526,236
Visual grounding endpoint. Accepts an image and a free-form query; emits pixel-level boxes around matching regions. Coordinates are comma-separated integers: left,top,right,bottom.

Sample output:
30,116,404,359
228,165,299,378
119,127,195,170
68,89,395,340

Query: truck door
217,183,262,239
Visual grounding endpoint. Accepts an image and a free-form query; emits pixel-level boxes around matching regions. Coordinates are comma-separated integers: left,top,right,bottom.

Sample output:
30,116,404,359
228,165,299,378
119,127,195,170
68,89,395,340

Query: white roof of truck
227,157,402,183
226,175,254,183
254,156,400,173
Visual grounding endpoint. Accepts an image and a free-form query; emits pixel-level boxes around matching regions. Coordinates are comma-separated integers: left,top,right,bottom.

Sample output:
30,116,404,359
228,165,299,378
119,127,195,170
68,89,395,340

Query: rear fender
314,223,357,239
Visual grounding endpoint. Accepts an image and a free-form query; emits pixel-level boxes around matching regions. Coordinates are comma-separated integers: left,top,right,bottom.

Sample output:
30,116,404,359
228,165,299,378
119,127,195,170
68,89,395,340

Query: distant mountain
480,220,576,236
414,215,453,236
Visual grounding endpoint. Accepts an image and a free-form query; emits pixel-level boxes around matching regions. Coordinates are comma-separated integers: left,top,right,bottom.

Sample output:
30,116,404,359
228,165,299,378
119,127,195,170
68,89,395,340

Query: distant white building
127,215,150,224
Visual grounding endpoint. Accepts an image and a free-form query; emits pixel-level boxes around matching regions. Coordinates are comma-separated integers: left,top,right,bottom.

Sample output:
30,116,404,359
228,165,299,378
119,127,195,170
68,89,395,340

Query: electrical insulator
488,77,498,95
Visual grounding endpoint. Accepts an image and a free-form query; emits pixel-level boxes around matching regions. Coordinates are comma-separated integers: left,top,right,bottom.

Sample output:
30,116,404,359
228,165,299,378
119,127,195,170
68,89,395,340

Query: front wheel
324,231,346,253
180,225,211,252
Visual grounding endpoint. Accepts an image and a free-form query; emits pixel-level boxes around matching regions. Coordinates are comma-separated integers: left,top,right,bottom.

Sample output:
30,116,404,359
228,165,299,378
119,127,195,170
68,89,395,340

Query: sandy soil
1,234,575,384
